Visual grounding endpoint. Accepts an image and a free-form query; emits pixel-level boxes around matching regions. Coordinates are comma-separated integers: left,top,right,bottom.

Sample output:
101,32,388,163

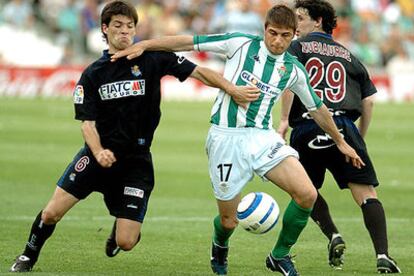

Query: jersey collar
308,32,332,40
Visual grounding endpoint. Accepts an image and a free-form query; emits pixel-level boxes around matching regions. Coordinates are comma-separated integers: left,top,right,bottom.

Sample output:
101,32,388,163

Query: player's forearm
140,35,195,52
81,120,104,156
191,66,235,93
280,90,294,121
309,104,345,145
359,95,374,138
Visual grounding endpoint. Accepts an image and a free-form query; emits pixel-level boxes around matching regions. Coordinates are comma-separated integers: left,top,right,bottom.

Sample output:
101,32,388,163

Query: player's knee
221,216,238,230
41,209,62,224
116,236,139,251
295,186,317,209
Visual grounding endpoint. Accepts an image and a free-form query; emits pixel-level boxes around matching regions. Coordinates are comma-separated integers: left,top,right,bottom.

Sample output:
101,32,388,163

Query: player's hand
94,149,117,168
336,141,365,169
111,43,145,62
229,85,260,109
277,119,289,140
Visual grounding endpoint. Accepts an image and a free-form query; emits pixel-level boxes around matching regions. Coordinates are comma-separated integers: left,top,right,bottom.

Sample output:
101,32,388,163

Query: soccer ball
237,192,280,234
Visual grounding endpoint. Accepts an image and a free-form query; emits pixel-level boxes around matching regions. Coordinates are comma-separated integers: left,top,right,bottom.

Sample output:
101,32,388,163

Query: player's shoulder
283,52,306,72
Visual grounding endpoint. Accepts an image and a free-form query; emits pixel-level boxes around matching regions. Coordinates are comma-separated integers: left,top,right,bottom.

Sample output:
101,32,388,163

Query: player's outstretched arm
81,120,116,168
190,66,260,108
277,90,294,140
309,104,365,169
111,35,194,61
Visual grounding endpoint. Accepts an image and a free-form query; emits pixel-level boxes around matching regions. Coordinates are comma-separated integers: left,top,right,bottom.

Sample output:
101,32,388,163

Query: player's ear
102,24,108,34
316,17,323,28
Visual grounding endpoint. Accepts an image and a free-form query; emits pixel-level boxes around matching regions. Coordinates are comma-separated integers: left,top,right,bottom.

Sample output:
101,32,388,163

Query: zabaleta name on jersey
98,80,146,100
194,32,322,129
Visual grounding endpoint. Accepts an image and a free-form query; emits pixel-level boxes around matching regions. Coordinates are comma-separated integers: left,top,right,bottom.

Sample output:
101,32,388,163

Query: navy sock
22,210,56,263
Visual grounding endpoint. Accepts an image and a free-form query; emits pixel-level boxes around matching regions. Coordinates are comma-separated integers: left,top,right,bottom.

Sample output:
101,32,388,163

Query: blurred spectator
81,0,99,54
2,0,34,29
210,0,263,36
135,0,162,40
386,44,414,101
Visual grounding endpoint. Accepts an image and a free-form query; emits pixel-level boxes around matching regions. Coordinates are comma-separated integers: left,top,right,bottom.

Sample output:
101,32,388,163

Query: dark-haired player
9,0,260,273
278,0,401,273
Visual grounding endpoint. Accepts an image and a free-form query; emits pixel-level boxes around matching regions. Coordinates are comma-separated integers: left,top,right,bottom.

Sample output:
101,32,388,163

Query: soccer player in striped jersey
277,0,401,274
112,5,364,276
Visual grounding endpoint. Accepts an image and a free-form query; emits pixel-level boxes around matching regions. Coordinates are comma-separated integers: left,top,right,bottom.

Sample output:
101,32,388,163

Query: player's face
296,8,318,37
103,15,136,53
264,24,295,55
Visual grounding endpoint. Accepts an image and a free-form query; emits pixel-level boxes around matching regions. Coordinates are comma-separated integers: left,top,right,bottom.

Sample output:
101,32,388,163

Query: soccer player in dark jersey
277,0,401,274
9,1,260,273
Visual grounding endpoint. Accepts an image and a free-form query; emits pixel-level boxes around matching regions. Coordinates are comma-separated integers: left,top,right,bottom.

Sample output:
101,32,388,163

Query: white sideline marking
0,215,412,223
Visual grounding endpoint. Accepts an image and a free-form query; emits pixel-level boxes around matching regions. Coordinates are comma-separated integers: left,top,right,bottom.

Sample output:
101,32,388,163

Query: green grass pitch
0,98,413,275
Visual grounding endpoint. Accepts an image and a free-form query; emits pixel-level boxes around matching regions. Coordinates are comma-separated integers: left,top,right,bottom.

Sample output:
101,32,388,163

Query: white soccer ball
237,192,280,234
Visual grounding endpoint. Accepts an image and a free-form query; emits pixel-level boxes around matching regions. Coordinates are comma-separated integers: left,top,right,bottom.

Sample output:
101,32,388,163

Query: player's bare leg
10,187,79,272
349,183,401,273
106,218,142,257
264,156,317,275
210,195,240,275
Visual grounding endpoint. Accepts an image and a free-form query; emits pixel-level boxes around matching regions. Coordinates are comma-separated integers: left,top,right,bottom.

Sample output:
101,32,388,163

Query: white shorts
206,124,299,201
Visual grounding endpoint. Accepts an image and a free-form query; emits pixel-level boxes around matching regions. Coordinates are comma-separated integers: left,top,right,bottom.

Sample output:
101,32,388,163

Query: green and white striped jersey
193,32,322,129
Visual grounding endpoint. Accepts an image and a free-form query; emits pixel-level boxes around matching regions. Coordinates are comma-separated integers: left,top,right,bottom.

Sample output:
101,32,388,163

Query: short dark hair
265,5,297,32
101,0,138,42
295,0,337,34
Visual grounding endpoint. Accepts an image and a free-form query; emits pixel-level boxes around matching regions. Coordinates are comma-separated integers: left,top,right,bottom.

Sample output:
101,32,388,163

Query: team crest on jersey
131,65,142,77
277,65,286,77
73,85,84,104
240,70,281,98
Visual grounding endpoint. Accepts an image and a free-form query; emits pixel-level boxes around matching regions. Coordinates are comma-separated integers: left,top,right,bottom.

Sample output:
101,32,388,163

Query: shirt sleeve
356,59,377,99
289,63,323,111
74,70,99,121
193,32,257,58
157,51,197,82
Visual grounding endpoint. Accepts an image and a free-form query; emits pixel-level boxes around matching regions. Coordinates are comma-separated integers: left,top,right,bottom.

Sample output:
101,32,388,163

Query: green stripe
246,56,276,127
262,55,294,129
210,96,221,124
228,39,261,127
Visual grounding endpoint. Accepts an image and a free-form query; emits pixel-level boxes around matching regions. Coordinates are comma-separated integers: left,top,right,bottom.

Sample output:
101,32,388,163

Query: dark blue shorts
290,117,379,190
57,147,154,222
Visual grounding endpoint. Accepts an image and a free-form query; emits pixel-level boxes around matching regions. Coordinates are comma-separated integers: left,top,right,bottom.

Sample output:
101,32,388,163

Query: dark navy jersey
73,50,196,157
287,32,377,127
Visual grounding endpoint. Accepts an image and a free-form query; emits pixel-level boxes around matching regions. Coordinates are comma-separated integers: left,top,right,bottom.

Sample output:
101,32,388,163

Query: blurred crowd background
1,0,414,84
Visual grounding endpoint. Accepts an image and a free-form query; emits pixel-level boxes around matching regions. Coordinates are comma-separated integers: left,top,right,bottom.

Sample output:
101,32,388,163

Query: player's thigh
42,186,79,223
206,126,253,201
328,125,379,189
265,156,316,208
348,183,377,206
103,154,154,223
57,147,100,200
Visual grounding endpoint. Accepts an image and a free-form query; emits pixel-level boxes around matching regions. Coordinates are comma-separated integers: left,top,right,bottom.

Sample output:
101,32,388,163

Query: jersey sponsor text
240,70,281,97
98,80,145,100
